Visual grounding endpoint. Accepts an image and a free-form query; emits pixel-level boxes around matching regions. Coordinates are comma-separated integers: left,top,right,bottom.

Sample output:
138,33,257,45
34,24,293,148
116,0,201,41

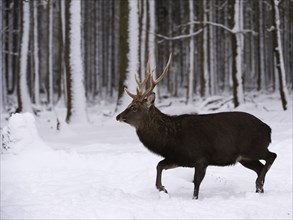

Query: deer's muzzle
116,114,126,122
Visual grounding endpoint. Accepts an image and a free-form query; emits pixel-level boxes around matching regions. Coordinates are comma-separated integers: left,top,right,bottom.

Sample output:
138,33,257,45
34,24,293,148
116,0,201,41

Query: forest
1,0,292,123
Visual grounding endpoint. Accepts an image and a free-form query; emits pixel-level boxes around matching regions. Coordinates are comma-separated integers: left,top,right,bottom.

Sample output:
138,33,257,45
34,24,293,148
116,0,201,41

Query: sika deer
116,54,277,199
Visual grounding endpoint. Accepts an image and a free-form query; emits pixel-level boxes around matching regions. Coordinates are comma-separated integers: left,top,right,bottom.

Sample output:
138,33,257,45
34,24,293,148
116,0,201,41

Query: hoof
256,180,264,193
156,185,168,194
256,188,264,193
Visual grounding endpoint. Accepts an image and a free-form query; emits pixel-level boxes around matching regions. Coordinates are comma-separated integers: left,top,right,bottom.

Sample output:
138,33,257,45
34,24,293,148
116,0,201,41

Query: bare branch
2,50,19,56
156,28,203,42
191,20,234,33
194,20,258,35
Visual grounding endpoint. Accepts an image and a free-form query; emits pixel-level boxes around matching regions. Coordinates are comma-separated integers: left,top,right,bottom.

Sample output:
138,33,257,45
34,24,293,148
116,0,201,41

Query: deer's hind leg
240,151,277,193
255,151,277,193
240,160,264,192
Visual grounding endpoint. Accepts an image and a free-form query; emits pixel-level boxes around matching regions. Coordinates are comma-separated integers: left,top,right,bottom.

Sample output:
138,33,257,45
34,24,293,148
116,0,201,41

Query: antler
142,53,172,99
124,53,172,100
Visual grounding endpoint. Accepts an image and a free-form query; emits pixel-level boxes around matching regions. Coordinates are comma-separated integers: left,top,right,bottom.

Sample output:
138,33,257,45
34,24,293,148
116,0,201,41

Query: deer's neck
136,106,176,157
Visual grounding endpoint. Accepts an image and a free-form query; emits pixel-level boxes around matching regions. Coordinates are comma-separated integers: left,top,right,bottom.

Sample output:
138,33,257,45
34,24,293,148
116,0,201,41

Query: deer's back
162,112,271,167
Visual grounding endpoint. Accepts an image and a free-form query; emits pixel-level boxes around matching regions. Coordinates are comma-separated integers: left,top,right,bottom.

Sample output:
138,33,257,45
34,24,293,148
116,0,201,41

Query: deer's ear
146,92,155,108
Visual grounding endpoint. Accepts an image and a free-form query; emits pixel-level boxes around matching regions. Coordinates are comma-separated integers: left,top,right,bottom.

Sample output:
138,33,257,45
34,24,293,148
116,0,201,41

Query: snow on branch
191,20,258,35
155,28,203,42
192,20,234,33
171,20,258,36
3,50,19,55
146,15,257,43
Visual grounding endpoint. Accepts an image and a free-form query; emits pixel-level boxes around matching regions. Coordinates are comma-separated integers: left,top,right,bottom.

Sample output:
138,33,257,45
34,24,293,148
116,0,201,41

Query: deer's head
116,54,172,129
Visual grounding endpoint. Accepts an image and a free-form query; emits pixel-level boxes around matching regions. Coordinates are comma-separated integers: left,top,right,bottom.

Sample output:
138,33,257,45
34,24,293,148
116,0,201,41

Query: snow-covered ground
1,94,292,219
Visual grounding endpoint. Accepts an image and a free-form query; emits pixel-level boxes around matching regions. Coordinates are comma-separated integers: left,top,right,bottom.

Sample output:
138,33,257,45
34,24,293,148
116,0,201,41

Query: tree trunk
187,0,194,104
57,0,65,103
0,0,5,112
209,0,216,95
107,0,113,97
199,0,205,97
140,0,147,80
231,0,244,108
257,0,265,91
148,0,157,94
65,0,72,121
17,0,32,113
65,0,87,123
116,0,139,110
32,0,40,105
48,0,53,107
116,0,129,109
203,0,210,96
271,0,289,110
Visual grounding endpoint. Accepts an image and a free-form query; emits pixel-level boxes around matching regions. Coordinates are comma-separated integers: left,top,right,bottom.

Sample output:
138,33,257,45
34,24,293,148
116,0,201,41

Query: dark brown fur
116,93,277,199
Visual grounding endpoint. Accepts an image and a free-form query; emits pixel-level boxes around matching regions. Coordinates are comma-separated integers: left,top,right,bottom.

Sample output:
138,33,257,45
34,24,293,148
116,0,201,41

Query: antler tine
124,87,137,99
134,54,154,95
142,53,172,99
135,73,144,94
153,53,172,85
125,53,172,100
135,73,152,94
135,73,140,85
126,69,152,99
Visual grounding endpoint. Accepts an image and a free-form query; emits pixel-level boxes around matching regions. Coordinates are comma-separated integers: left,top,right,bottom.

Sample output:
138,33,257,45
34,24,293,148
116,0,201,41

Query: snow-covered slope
1,95,292,219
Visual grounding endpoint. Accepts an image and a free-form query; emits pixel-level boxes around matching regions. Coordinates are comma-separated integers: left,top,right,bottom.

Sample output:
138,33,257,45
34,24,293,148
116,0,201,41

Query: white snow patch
1,112,51,154
1,95,292,219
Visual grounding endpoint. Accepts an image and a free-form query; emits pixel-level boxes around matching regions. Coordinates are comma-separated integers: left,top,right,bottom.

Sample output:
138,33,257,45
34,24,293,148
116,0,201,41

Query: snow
1,113,51,154
1,94,292,219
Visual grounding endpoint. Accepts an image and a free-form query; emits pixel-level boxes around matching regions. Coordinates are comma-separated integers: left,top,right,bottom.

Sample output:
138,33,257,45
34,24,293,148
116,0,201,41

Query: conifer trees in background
1,0,292,118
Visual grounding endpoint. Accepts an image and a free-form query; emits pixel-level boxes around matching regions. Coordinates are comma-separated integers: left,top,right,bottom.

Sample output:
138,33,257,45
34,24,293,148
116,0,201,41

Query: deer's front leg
156,159,178,193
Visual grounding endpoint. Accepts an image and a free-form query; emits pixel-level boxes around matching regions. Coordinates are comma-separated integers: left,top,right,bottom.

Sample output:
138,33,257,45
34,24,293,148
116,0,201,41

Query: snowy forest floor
1,93,292,219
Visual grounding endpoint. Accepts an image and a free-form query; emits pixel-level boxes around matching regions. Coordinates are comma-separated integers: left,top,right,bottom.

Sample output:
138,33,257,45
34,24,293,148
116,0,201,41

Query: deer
116,54,277,199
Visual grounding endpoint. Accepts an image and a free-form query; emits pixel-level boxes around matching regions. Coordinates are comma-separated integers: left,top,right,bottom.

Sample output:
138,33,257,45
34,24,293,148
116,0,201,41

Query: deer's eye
131,106,137,112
